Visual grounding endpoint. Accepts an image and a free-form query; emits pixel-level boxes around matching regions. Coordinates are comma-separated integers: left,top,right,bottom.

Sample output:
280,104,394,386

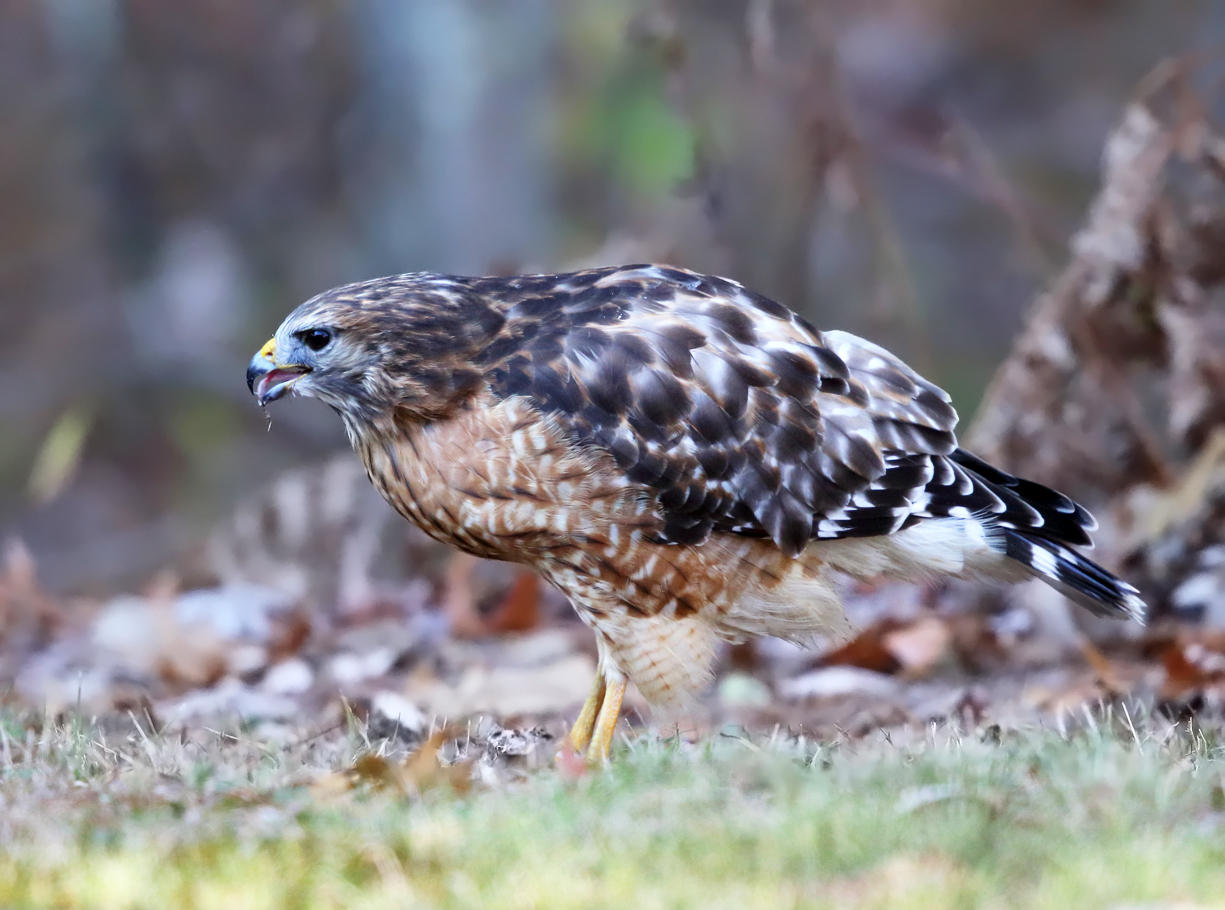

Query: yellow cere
258,338,276,362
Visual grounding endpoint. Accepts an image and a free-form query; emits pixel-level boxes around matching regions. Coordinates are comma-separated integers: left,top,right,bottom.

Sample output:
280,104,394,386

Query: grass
2,708,1224,909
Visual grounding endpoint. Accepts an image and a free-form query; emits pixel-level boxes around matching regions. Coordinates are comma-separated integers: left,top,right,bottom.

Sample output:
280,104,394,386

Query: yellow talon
561,674,628,764
586,677,626,763
565,676,605,754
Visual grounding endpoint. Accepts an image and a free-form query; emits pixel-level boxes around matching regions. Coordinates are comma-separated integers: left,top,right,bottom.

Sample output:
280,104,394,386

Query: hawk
247,265,1145,760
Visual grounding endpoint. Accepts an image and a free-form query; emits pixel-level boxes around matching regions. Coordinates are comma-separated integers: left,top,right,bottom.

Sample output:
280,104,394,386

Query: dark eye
297,328,333,352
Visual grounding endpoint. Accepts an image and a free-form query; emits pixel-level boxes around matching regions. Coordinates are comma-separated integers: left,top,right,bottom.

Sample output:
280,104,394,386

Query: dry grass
2,705,1225,909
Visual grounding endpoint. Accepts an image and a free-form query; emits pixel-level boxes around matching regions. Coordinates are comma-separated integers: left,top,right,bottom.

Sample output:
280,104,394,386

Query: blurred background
2,0,1223,596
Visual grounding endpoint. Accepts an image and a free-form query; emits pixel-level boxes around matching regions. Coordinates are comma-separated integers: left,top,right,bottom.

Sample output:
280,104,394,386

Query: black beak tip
246,353,270,397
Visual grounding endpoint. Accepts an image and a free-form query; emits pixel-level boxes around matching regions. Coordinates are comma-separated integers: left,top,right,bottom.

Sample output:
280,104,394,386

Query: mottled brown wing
478,265,961,556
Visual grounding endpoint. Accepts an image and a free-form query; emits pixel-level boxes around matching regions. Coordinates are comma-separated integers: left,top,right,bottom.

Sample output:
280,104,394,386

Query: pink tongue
257,369,301,398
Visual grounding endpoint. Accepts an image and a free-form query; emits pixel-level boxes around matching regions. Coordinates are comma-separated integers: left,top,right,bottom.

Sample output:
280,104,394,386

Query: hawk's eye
297,328,333,352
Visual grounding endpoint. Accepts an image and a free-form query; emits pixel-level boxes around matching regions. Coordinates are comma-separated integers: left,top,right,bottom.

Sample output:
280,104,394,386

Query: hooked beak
247,337,309,405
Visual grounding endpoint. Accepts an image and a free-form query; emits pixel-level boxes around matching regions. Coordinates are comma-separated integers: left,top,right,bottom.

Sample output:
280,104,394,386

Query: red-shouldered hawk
247,265,1145,761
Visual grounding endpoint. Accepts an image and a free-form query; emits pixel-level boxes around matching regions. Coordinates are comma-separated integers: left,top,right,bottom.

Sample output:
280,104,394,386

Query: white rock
369,691,427,734
328,648,397,686
228,643,270,677
718,672,773,708
262,658,314,695
174,584,296,642
163,677,299,724
779,667,900,701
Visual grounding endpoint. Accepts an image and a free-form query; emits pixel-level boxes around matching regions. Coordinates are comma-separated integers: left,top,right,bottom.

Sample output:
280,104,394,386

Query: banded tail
946,449,1146,623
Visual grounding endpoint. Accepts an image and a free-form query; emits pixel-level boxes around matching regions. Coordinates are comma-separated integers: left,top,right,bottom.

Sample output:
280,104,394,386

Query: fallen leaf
1160,630,1225,703
883,617,952,677
402,728,472,796
349,753,412,794
485,571,541,633
817,622,902,674
1079,639,1133,696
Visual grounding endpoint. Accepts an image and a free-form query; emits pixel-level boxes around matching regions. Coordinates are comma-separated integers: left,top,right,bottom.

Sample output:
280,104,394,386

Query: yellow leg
565,675,606,754
585,676,627,764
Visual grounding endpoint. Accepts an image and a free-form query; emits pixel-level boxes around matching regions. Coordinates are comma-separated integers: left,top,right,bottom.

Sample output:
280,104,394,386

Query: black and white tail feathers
997,530,1145,621
941,449,1146,623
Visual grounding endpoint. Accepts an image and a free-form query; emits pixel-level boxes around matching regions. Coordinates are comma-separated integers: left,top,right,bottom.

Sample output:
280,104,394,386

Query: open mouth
253,366,308,405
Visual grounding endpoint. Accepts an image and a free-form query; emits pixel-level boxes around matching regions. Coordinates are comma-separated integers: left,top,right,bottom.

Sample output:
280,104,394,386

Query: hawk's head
247,274,506,427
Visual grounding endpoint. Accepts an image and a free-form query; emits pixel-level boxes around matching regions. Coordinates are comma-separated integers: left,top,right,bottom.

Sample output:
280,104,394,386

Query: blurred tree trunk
964,64,1225,621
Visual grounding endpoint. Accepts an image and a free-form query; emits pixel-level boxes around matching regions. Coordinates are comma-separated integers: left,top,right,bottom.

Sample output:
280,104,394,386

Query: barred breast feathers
285,263,1144,625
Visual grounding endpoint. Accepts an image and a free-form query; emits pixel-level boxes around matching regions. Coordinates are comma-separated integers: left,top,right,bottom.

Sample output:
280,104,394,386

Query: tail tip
1116,586,1148,626
1001,529,1147,624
